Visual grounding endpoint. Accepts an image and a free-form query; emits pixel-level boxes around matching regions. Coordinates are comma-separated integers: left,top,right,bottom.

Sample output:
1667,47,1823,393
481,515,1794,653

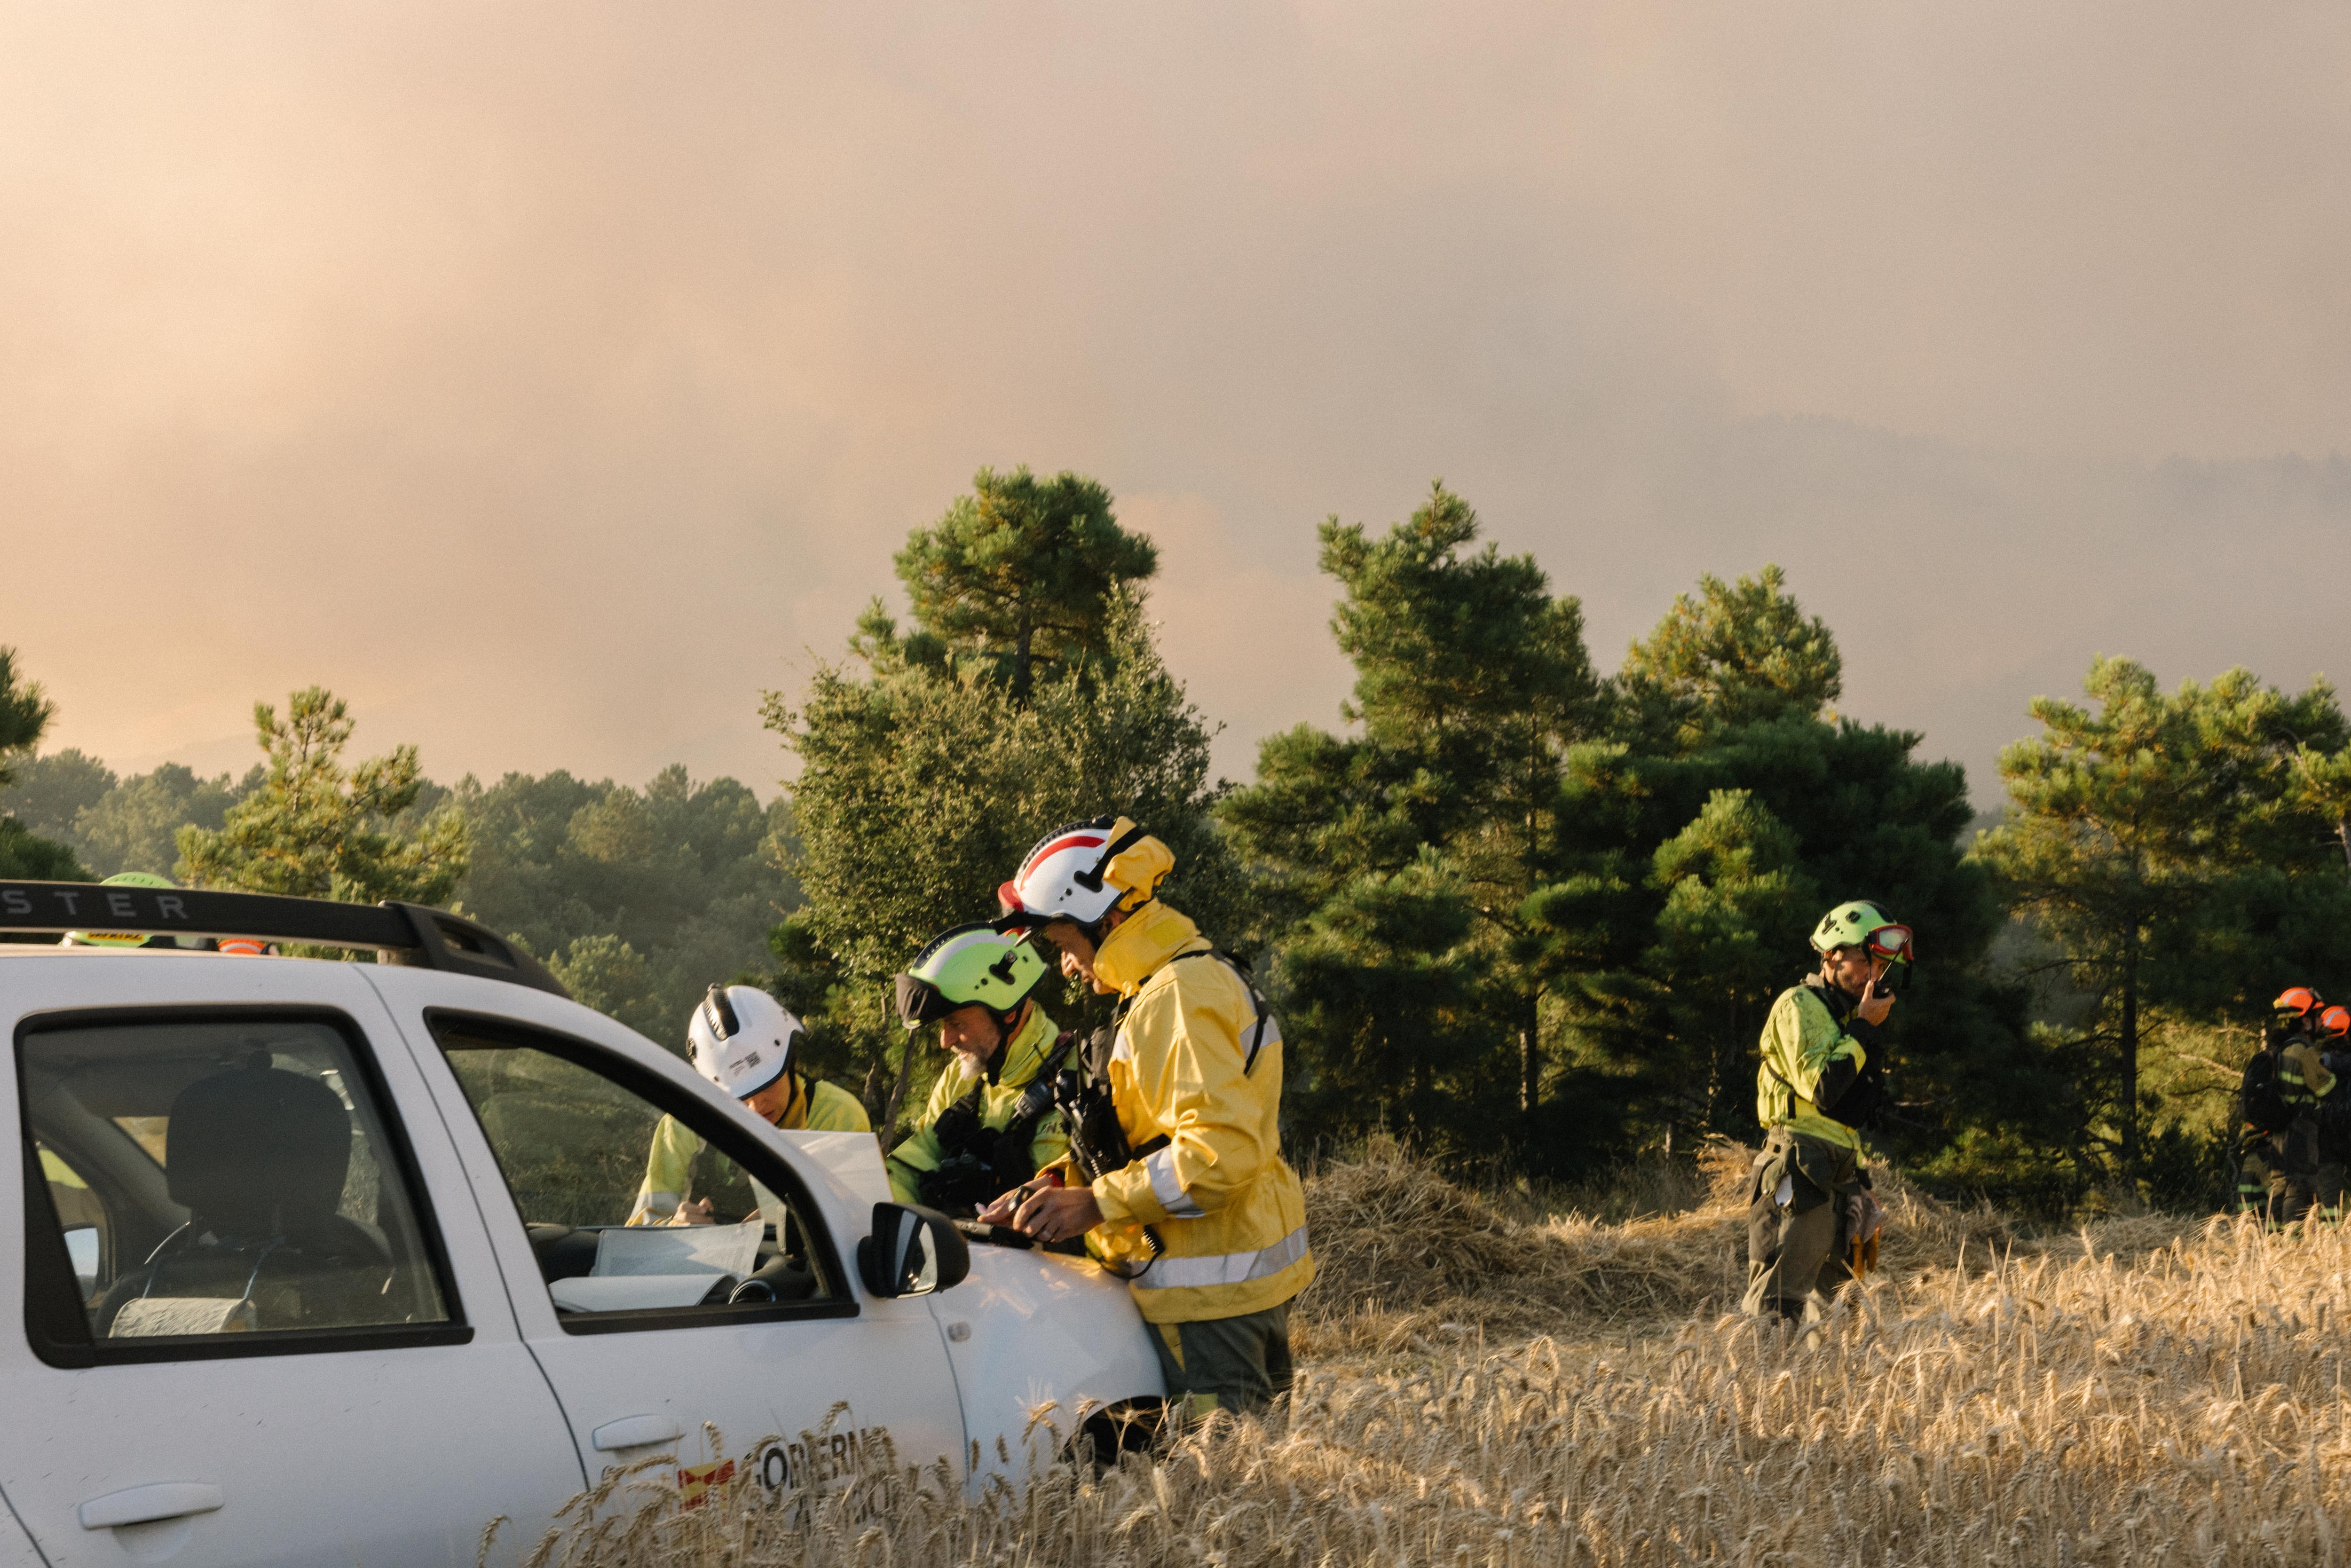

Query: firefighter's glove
2285,1043,2337,1098
1846,1188,1885,1278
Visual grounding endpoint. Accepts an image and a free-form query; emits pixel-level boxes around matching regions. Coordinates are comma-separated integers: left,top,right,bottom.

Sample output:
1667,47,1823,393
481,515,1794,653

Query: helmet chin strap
756,1073,805,1129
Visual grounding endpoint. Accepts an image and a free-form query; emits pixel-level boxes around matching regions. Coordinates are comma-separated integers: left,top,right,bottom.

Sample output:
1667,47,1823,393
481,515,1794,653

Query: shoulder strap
1007,1031,1082,1125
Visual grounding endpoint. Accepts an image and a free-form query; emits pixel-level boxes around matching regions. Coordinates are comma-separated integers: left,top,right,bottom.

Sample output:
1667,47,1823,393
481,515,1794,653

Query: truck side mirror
857,1202,970,1299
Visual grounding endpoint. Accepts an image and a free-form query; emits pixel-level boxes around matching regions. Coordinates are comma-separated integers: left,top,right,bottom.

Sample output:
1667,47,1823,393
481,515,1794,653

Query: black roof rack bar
0,880,568,999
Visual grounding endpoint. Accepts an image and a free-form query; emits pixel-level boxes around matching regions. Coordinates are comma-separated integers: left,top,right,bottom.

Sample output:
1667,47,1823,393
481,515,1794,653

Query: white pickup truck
0,881,1163,1568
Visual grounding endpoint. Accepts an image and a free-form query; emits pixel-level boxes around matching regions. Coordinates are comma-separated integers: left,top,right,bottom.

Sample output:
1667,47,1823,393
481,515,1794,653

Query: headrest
166,1061,353,1233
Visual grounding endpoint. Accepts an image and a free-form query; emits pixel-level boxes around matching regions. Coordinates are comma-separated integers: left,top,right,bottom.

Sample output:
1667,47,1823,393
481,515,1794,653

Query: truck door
402,1008,963,1513
0,977,584,1568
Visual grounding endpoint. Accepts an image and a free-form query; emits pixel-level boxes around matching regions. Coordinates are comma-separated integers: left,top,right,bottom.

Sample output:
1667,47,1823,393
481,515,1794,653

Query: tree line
12,467,2351,1215
0,681,791,1044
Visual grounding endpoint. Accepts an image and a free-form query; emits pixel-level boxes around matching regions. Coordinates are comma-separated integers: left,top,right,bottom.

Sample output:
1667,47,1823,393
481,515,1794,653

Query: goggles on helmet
894,972,960,1029
1865,924,1916,964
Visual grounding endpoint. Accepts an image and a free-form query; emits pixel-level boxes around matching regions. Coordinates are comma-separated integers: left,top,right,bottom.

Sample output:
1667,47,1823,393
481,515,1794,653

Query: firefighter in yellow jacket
628,985,870,1226
1743,900,1912,1323
981,816,1313,1418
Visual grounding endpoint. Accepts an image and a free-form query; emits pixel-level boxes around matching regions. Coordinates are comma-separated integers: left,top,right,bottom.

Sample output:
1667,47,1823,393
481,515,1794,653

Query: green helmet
893,922,1049,1031
65,871,179,948
1811,899,1915,964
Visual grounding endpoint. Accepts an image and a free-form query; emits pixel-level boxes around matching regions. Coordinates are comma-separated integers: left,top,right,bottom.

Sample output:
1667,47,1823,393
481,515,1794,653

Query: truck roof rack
0,879,568,999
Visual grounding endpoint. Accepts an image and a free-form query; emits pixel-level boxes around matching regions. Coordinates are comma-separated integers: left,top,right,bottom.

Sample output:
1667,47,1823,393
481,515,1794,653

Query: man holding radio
1742,899,1913,1324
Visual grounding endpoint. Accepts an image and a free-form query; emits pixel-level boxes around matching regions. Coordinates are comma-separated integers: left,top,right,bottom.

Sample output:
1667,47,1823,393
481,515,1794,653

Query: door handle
79,1483,225,1530
591,1415,684,1451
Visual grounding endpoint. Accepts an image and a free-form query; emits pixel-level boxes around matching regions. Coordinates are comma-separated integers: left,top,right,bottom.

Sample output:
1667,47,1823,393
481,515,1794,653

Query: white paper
113,1296,255,1336
549,1275,728,1313
592,1219,762,1279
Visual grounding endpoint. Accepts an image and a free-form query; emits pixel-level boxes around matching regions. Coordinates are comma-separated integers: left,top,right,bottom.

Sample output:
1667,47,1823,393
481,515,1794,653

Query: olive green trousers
1148,1302,1296,1419
1741,1129,1867,1322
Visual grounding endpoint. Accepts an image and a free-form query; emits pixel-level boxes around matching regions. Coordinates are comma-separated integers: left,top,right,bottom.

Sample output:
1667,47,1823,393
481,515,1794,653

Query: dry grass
509,1143,2351,1568
1293,1135,2023,1355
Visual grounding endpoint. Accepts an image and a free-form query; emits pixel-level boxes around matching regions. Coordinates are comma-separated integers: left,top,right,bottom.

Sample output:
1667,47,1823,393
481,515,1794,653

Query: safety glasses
1865,924,1916,963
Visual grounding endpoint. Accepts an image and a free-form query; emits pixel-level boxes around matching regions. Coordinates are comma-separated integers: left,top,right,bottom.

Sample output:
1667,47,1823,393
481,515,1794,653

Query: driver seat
98,1058,390,1336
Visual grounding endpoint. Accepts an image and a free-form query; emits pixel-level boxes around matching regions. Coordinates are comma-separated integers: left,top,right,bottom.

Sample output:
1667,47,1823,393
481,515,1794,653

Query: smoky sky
3,3,2347,805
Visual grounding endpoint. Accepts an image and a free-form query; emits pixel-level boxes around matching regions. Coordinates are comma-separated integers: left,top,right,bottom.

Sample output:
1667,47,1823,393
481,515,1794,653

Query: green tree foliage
1619,566,1843,742
89,764,253,879
1975,658,2351,1185
0,819,85,881
893,466,1159,704
178,687,468,904
2,749,259,879
0,649,89,881
769,469,1226,1128
448,766,795,1044
1223,484,1601,1149
1231,514,2026,1183
0,646,55,783
1,747,115,838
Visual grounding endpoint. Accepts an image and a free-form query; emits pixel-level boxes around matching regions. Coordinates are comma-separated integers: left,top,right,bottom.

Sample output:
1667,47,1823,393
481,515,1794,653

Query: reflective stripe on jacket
885,1003,1071,1205
629,1075,870,1225
1075,899,1314,1325
1755,984,1868,1154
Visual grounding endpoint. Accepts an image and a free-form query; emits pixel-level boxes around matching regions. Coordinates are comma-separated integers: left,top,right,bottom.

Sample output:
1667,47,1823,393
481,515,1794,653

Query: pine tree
1238,540,2025,1183
893,466,1159,705
0,647,91,881
0,646,58,788
1223,483,1600,1153
178,687,468,904
1976,658,2351,1180
1619,566,1842,741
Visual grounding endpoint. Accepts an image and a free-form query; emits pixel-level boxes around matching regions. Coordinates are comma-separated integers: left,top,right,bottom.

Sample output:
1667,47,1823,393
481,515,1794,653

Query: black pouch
988,1127,1038,1190
931,1096,984,1156
916,1155,995,1214
1819,1063,1886,1130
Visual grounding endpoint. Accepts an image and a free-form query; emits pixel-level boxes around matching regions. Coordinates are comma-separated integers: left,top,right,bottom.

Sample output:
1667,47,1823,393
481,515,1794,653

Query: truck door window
430,1019,845,1325
17,1012,458,1364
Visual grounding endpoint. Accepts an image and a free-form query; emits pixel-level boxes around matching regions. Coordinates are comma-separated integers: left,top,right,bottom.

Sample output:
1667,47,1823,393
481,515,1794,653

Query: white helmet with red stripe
997,815,1174,930
687,984,803,1100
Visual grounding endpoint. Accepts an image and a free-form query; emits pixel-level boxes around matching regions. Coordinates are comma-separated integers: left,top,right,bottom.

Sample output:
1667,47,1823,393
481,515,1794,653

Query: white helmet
996,815,1175,931
687,985,802,1099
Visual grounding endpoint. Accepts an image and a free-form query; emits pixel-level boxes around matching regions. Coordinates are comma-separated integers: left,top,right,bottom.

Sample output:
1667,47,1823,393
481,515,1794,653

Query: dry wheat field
497,1144,2351,1568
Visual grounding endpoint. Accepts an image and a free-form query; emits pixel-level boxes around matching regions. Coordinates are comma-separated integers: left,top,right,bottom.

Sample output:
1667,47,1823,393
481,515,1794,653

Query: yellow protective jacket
628,1074,870,1225
886,1003,1073,1206
1754,983,1872,1154
1067,899,1314,1325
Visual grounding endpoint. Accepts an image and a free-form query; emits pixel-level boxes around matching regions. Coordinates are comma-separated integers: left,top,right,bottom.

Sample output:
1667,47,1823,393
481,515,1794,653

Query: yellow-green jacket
1065,899,1314,1326
886,1002,1073,1206
1755,983,1872,1154
628,1074,870,1226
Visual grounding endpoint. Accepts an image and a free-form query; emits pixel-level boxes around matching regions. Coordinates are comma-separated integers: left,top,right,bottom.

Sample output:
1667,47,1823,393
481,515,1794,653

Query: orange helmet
2275,986,2326,1020
2321,1005,2351,1040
